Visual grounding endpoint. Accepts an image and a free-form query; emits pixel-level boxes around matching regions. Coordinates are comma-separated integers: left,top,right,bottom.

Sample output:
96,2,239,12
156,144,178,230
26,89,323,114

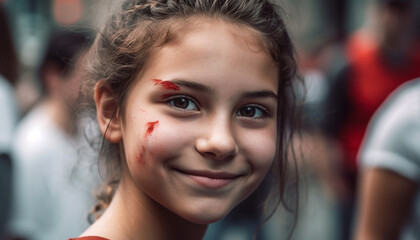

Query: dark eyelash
242,104,271,118
165,95,201,110
163,94,192,101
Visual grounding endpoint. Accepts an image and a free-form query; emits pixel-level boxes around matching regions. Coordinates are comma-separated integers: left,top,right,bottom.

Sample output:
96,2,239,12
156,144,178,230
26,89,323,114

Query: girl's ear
94,81,123,143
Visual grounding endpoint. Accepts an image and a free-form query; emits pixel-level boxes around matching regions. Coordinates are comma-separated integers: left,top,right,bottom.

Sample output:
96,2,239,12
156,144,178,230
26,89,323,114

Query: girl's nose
195,117,238,161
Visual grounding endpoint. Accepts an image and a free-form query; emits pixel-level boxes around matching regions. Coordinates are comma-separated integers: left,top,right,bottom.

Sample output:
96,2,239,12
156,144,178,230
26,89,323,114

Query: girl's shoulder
69,236,110,240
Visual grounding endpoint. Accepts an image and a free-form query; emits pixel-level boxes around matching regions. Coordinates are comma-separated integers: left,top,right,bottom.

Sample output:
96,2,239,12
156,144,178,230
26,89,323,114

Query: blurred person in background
355,78,420,240
0,3,19,239
6,28,95,240
322,0,420,238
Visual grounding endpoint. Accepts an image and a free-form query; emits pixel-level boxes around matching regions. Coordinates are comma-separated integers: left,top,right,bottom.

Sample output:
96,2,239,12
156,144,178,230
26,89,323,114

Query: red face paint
137,121,159,164
152,79,180,90
145,121,159,139
137,146,146,164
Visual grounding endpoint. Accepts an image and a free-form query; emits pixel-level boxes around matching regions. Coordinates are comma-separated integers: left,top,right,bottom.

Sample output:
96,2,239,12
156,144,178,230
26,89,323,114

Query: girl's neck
83,176,208,240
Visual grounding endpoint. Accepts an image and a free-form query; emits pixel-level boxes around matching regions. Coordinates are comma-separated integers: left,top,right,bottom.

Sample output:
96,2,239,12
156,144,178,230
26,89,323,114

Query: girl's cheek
128,118,194,167
147,120,196,159
239,129,276,169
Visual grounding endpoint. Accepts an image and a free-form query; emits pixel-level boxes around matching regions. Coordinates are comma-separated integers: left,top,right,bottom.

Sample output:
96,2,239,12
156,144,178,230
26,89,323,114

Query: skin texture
89,18,279,240
354,168,417,240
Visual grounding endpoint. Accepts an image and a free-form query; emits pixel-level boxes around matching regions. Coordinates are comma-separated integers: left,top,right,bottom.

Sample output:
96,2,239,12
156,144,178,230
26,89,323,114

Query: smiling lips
177,169,241,189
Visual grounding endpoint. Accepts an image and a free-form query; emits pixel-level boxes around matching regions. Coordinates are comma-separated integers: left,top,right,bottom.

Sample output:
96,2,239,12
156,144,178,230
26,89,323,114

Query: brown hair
79,0,300,235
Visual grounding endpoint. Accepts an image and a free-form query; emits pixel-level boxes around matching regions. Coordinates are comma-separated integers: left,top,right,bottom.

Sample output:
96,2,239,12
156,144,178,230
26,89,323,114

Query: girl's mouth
174,169,242,189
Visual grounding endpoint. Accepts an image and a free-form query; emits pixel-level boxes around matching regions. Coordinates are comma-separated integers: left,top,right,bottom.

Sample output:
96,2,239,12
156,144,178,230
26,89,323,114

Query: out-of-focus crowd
0,0,419,239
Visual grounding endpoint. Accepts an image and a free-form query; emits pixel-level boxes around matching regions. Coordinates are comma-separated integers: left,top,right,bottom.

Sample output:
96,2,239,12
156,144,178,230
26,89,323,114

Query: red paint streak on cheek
137,146,146,164
137,121,159,164
152,79,180,90
145,121,159,139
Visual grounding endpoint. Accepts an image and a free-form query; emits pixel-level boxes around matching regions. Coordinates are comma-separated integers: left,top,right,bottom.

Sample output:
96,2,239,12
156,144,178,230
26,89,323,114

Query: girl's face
119,18,278,224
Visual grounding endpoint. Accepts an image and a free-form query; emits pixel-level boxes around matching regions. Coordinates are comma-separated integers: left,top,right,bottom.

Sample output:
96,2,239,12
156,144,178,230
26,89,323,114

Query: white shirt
359,78,420,240
8,104,97,240
0,75,18,153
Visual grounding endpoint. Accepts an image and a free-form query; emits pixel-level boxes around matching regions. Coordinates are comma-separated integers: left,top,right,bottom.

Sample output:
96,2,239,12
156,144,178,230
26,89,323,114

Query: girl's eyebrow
169,80,214,94
169,79,278,99
241,90,278,100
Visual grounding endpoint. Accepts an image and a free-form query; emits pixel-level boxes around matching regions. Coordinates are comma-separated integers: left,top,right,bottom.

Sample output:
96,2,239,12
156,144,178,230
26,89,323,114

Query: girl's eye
237,105,267,118
168,97,199,110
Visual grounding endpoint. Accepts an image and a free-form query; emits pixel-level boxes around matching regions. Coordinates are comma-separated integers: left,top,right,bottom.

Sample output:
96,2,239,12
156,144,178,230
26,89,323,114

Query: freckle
152,78,180,90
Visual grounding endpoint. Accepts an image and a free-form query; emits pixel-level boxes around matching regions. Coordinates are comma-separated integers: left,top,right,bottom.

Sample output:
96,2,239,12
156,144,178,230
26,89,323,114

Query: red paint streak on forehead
152,79,180,90
145,121,159,138
160,81,180,90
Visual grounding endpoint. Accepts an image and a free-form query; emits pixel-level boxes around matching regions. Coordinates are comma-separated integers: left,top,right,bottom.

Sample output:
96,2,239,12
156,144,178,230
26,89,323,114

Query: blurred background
1,0,419,239
4,0,418,115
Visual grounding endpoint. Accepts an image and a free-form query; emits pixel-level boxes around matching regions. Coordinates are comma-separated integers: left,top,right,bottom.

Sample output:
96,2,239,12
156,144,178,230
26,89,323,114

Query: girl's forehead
134,16,278,90
168,15,271,55
127,15,278,98
153,18,274,66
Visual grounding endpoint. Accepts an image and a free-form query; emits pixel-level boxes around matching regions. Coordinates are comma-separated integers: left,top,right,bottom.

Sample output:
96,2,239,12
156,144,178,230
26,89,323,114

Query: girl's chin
180,211,230,225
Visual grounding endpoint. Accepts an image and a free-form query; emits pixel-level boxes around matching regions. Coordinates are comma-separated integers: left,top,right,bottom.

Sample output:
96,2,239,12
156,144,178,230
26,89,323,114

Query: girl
73,0,299,239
